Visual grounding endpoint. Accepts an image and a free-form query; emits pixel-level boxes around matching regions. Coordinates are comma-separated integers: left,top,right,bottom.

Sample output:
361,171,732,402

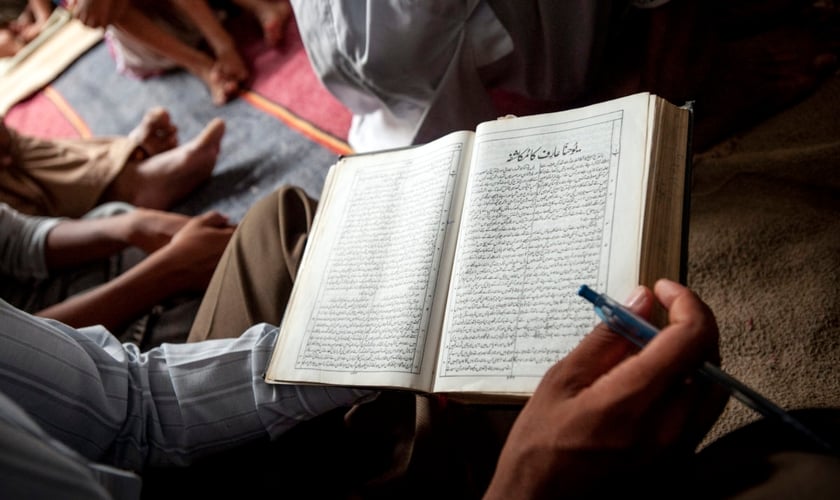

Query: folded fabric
0,8,102,115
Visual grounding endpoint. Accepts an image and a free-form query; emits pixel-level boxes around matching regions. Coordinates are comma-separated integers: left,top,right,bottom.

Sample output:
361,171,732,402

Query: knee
236,185,315,244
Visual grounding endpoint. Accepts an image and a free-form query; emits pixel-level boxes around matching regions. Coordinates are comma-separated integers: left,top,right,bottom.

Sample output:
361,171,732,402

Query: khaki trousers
187,185,317,342
1,128,136,217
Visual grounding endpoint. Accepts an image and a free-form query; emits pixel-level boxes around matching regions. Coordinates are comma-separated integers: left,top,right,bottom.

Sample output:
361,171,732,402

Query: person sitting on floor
290,0,838,153
1,183,837,498
66,0,293,104
0,107,225,218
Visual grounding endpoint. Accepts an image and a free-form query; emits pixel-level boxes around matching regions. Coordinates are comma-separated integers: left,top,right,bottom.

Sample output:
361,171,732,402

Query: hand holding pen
486,279,730,499
488,280,837,499
578,283,836,454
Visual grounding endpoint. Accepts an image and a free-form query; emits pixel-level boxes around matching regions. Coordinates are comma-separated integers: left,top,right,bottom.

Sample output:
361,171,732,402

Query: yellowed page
433,93,653,396
266,131,474,391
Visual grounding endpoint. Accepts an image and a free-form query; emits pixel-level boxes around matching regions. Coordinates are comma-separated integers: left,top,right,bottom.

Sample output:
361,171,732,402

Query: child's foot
253,0,292,47
128,107,178,158
107,118,226,209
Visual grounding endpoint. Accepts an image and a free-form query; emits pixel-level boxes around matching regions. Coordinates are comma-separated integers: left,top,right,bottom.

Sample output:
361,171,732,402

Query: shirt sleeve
0,299,373,472
0,203,62,280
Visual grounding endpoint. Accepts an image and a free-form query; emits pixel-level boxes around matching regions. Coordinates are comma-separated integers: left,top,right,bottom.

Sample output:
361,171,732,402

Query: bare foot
216,46,250,83
106,118,226,209
128,107,178,158
187,53,241,105
204,63,241,105
251,0,292,47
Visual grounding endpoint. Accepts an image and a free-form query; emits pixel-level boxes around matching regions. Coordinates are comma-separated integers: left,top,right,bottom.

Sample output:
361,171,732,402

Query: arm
69,0,129,28
484,280,728,499
27,0,53,23
0,203,62,280
12,0,54,43
168,0,249,81
0,202,189,279
43,208,191,270
0,299,372,471
37,211,234,331
69,0,201,68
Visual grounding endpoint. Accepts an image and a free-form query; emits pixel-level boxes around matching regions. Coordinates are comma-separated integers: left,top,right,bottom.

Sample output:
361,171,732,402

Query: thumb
547,286,654,396
197,210,231,227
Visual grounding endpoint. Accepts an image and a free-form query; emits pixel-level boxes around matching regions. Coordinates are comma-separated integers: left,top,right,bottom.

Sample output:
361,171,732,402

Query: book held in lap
265,92,691,402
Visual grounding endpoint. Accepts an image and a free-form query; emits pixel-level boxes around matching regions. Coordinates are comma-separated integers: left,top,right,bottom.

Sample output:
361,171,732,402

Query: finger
647,372,727,453
198,210,231,227
588,283,719,411
653,279,720,363
547,287,654,396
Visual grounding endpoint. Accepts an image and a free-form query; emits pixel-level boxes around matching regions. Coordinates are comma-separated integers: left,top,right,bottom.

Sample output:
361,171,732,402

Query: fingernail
624,286,646,307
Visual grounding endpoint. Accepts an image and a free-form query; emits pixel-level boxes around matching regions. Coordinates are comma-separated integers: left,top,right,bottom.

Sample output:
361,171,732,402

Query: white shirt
291,0,512,151
0,299,370,498
291,0,672,153
0,201,60,280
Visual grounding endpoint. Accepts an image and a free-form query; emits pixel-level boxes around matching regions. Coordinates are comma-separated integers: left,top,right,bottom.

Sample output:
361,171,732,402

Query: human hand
158,210,235,293
484,280,728,499
68,0,128,28
124,208,192,254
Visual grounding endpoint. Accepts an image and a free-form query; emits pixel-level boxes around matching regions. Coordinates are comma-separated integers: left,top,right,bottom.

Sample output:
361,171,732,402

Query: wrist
122,209,149,247
148,242,200,294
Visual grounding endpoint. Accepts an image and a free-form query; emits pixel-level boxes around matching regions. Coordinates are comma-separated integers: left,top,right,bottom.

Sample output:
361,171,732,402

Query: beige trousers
1,128,136,217
187,185,317,342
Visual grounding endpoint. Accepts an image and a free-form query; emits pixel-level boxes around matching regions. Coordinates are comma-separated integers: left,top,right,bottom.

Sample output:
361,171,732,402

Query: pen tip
578,285,598,303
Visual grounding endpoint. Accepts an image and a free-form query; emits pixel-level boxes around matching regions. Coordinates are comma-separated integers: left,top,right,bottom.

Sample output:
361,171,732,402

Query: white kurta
291,0,639,152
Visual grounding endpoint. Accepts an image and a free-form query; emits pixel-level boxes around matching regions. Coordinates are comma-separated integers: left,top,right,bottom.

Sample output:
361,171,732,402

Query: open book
265,92,692,401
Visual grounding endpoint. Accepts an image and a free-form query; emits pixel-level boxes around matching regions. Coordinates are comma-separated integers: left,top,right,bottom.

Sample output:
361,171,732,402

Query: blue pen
577,284,835,454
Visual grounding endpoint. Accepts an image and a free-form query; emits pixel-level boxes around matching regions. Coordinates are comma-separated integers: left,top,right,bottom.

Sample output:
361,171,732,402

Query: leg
126,107,178,158
102,118,225,210
231,0,292,47
111,3,240,104
166,0,249,82
185,185,504,499
187,185,316,341
1,130,136,217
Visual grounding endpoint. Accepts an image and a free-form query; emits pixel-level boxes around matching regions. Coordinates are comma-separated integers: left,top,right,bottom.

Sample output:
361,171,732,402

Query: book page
266,131,473,391
433,93,652,396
